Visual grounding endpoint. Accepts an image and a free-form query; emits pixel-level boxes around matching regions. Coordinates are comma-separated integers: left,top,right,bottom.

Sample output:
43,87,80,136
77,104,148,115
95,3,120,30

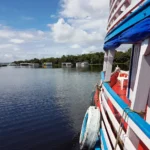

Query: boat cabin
61,62,72,68
20,63,39,68
43,62,52,68
81,62,89,67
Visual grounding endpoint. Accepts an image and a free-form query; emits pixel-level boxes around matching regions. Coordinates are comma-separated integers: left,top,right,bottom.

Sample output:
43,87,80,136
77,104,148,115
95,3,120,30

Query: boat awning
104,0,150,51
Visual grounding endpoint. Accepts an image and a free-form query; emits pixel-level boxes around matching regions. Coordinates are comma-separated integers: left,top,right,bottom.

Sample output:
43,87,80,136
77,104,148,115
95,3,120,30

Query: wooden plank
100,129,108,150
102,84,150,149
106,0,145,40
101,100,120,150
108,0,126,24
101,121,112,150
109,0,120,18
101,93,136,150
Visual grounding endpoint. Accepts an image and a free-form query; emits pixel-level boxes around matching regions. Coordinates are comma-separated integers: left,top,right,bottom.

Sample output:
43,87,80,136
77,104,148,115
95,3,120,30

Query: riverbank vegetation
14,48,131,67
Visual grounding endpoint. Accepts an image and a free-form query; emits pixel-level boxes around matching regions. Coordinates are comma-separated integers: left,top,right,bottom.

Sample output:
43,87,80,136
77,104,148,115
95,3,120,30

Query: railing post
130,39,150,112
104,50,115,82
103,51,108,72
127,38,150,148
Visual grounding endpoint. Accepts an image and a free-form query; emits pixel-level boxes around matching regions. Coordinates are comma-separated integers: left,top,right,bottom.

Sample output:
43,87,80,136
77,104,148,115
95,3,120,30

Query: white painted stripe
146,106,150,124
101,100,120,150
101,93,136,150
109,0,121,18
103,85,127,120
107,0,143,32
108,0,126,24
102,87,150,149
128,118,150,149
101,121,112,150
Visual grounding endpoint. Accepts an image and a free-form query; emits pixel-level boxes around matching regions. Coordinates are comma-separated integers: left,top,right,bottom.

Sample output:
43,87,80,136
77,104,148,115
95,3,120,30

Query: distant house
76,62,82,67
20,63,39,68
30,63,39,68
61,62,72,68
8,63,17,66
20,63,30,67
81,62,89,67
43,62,52,68
0,63,9,67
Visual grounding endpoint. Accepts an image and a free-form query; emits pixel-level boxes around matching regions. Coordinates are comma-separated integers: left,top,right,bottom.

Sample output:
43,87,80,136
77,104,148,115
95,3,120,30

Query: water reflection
0,67,99,150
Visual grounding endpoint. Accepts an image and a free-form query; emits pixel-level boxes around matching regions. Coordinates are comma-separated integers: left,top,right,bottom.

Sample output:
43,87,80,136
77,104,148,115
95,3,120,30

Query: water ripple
0,67,99,150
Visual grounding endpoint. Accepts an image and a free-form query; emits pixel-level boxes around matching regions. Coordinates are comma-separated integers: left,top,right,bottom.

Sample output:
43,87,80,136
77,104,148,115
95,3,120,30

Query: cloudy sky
0,0,110,62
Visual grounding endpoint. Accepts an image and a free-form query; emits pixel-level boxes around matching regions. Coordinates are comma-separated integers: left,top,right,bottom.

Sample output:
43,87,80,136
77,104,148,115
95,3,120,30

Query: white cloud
10,39,25,44
47,24,52,28
60,0,109,19
81,45,98,54
70,44,80,49
50,14,56,18
0,30,15,38
48,0,109,52
0,0,111,62
37,30,45,36
50,18,103,44
0,44,13,49
19,33,34,39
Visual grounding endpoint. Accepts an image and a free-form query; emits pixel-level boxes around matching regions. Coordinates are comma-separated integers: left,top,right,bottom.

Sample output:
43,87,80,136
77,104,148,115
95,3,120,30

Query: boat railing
100,71,150,149
107,0,144,33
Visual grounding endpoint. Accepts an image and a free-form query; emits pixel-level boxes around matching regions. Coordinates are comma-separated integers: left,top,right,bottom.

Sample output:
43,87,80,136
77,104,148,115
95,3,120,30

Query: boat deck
112,79,130,106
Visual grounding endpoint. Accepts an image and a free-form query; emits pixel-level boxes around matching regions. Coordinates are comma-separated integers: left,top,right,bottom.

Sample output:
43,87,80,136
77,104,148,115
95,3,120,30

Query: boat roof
104,0,150,51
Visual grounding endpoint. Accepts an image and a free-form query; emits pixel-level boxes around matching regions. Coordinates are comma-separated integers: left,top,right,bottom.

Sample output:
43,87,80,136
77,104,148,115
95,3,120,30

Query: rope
114,107,129,150
114,108,145,150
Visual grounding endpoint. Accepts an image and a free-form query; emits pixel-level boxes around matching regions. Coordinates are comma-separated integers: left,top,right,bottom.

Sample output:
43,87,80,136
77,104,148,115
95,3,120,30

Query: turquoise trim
105,0,150,43
81,113,88,141
100,71,150,138
101,71,105,81
95,147,101,150
100,129,108,150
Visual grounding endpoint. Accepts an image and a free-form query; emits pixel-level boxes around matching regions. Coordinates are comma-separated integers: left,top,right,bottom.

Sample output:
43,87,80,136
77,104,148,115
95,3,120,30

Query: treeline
14,48,131,67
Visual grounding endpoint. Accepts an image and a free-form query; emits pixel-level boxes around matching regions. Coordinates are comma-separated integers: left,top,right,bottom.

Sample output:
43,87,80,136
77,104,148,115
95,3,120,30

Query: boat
42,62,53,68
79,0,150,150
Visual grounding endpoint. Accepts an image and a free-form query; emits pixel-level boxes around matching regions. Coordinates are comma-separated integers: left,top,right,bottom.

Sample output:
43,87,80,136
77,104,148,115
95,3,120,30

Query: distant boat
0,63,9,67
61,62,72,68
81,62,89,67
42,62,52,68
76,62,89,68
8,63,17,66
76,62,82,68
20,63,39,68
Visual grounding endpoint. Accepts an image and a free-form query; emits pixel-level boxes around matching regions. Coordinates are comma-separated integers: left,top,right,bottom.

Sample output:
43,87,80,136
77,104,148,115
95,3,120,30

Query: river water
0,66,102,150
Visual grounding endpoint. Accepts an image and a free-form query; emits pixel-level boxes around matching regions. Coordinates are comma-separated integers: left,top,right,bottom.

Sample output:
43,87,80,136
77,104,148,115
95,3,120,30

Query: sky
0,0,111,62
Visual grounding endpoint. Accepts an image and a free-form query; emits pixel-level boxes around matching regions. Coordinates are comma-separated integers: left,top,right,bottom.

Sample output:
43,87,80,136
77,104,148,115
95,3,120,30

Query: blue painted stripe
95,147,101,150
104,17,150,50
95,137,101,150
100,129,108,150
105,0,150,43
100,71,150,138
81,113,88,141
101,71,105,81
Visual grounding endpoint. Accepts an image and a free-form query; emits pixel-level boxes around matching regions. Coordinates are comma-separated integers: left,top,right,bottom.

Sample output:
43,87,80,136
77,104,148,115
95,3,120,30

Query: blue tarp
104,18,150,50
